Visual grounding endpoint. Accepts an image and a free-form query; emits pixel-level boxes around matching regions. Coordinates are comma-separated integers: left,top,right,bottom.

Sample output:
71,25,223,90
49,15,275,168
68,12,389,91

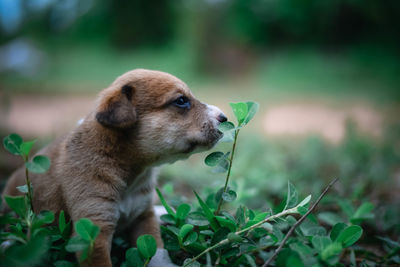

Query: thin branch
261,177,339,267
182,205,301,267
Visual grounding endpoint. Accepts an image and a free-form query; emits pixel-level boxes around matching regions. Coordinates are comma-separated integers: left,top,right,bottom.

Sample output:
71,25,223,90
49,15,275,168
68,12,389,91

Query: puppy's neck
72,120,154,179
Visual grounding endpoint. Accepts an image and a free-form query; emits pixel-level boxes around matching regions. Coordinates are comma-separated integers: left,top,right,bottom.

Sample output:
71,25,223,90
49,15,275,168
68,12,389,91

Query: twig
182,205,301,267
261,177,339,267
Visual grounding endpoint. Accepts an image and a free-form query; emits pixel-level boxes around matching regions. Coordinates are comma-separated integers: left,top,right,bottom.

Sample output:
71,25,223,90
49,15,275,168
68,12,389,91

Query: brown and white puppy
2,69,227,266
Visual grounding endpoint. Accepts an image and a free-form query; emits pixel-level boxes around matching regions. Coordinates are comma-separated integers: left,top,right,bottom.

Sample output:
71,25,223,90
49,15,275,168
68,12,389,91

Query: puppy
2,69,227,266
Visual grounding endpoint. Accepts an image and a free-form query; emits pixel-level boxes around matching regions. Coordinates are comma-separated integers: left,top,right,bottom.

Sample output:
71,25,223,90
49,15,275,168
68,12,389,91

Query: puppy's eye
172,96,191,109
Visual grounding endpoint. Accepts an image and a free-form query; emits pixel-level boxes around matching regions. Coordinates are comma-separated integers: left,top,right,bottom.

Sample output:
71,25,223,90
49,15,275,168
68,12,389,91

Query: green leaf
215,216,236,232
65,235,89,252
160,214,176,224
244,254,257,267
3,133,23,155
286,255,305,267
16,184,29,193
183,232,198,246
156,188,176,217
187,212,209,226
218,121,235,132
300,222,326,237
20,140,36,157
230,102,248,125
351,202,374,224
336,225,363,247
235,205,246,227
218,121,236,142
75,218,100,242
228,233,242,243
25,155,51,173
137,234,157,259
289,241,314,256
4,230,50,266
176,203,191,220
222,189,237,202
272,226,284,242
243,102,259,125
312,236,332,251
297,206,308,215
320,242,343,263
161,226,180,251
125,247,144,267
5,195,27,218
59,210,67,234
338,199,355,218
183,259,201,267
179,224,194,240
284,181,298,210
253,211,269,222
318,212,343,226
330,222,347,241
54,261,75,267
32,210,55,230
205,152,224,167
211,227,230,245
275,249,300,267
212,158,229,173
194,191,220,231
298,195,311,207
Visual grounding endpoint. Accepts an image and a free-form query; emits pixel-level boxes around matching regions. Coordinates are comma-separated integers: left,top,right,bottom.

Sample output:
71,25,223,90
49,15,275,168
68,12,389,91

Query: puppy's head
94,69,227,163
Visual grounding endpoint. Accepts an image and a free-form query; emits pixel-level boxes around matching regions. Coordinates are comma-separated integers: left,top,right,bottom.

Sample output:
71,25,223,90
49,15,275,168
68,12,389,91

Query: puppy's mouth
183,129,223,154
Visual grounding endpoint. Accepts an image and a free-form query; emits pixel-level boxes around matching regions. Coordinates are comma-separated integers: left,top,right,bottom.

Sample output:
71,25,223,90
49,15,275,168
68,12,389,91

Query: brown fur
2,69,226,267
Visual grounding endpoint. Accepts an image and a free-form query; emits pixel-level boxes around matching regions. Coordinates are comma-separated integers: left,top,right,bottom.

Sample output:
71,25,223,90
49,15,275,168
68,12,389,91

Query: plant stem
182,205,299,267
23,156,34,212
216,129,239,214
143,258,150,267
183,178,339,267
261,177,339,267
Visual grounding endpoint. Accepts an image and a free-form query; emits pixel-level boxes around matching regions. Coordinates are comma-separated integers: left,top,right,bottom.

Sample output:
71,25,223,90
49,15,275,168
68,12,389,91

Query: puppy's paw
148,248,178,267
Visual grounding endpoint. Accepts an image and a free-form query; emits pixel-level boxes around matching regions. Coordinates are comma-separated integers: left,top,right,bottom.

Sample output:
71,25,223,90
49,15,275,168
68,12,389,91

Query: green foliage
3,103,398,266
158,179,364,266
120,235,157,267
3,134,23,155
4,196,28,219
2,133,51,211
155,102,369,266
136,235,157,259
25,155,51,174
65,218,100,262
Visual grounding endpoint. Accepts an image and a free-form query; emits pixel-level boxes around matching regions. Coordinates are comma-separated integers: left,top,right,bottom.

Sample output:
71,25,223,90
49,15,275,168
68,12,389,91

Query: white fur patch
116,169,156,231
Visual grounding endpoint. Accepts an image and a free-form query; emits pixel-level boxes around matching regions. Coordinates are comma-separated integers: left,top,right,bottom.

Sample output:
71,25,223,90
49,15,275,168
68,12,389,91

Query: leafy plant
157,102,366,266
3,133,50,210
2,103,394,266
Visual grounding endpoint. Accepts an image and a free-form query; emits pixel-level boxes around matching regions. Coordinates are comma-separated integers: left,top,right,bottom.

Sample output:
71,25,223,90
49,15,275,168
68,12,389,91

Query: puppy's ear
96,85,136,129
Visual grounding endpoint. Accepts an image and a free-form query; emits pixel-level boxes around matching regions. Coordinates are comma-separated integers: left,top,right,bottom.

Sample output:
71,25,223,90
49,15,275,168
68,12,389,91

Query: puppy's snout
217,113,227,123
207,105,227,124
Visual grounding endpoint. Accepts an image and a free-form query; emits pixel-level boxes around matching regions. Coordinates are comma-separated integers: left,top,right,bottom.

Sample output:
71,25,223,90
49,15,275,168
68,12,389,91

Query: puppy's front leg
69,197,119,267
130,209,163,247
130,209,178,267
85,220,115,267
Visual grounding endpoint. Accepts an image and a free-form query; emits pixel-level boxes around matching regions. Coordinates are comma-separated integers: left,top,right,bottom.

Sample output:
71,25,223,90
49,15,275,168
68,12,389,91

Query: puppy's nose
217,113,227,123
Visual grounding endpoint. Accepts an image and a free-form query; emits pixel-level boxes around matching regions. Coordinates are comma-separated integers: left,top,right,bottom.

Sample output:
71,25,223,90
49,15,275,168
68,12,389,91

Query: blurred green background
0,0,399,256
